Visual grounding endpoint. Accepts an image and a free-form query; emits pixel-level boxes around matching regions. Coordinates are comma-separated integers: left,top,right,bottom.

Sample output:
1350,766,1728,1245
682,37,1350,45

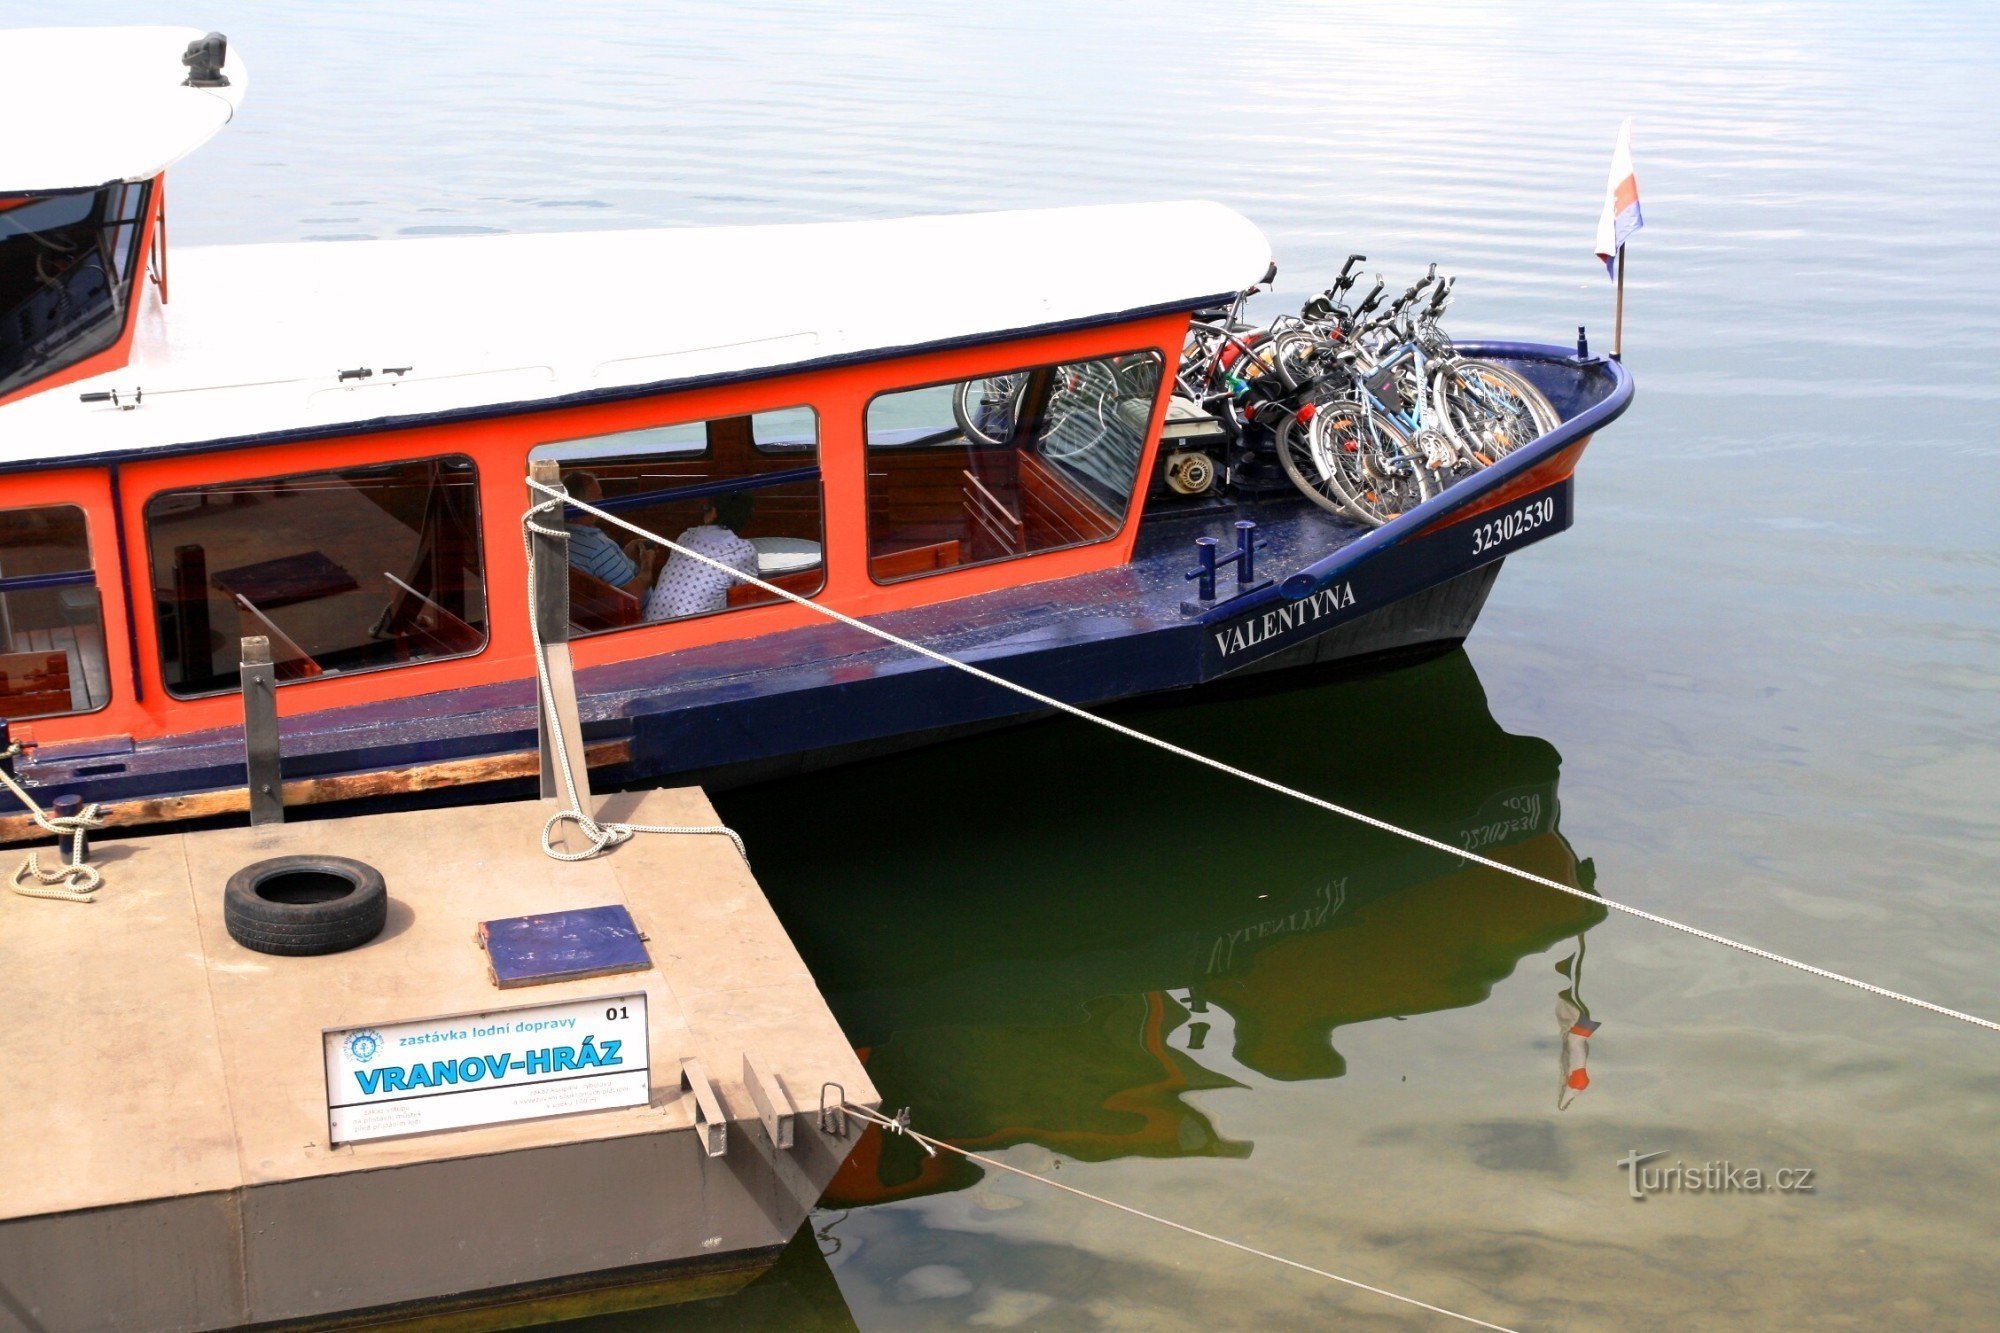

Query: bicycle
951,358,1155,462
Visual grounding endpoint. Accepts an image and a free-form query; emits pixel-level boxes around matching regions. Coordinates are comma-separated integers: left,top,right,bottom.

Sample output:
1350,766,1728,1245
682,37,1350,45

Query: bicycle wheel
1276,411,1345,517
1039,361,1121,460
1431,360,1558,467
1178,323,1231,399
1279,396,1430,527
952,373,1026,447
1264,328,1325,392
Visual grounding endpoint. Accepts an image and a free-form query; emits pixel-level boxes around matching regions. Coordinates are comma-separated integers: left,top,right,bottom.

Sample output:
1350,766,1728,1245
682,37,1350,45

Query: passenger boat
0,26,1634,839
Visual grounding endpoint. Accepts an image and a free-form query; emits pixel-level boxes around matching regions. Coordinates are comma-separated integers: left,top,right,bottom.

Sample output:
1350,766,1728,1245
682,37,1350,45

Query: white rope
521,496,747,864
529,477,2000,1035
0,745,106,902
843,1101,1516,1331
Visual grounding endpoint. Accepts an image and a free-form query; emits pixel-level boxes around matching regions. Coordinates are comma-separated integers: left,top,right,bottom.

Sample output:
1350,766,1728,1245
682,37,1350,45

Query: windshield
0,182,150,400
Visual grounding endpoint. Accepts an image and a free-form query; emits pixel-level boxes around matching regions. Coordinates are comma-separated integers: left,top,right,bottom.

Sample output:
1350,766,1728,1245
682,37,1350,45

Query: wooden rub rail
0,739,632,846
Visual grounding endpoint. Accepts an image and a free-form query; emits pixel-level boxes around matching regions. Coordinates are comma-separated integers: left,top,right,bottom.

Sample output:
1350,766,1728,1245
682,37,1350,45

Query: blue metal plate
478,904,651,989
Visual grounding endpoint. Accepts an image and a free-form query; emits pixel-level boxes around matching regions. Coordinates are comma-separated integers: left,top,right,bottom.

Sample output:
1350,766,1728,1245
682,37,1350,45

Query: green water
38,0,2000,1324
740,653,1605,1190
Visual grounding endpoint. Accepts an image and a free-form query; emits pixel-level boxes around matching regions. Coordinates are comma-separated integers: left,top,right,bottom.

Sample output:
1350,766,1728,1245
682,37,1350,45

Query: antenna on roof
182,32,230,88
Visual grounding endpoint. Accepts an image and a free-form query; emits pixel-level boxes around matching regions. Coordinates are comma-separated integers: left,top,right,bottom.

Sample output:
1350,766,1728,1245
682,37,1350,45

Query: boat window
529,407,825,635
865,350,1163,582
0,182,151,400
0,505,111,720
144,457,488,697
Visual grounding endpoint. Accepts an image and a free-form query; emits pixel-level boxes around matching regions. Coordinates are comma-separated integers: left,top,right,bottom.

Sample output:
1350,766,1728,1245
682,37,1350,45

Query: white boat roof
0,201,1271,468
3,27,248,194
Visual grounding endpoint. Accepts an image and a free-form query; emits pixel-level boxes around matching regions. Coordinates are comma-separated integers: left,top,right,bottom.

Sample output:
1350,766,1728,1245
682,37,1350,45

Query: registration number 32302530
1471,496,1557,555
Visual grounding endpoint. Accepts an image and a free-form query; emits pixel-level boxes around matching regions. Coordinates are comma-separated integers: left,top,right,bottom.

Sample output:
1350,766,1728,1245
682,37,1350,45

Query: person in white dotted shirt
645,490,760,621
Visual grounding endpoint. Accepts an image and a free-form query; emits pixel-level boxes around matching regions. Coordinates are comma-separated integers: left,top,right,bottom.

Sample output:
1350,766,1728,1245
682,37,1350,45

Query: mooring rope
528,477,2000,1035
841,1101,1516,1331
519,495,747,864
0,743,106,901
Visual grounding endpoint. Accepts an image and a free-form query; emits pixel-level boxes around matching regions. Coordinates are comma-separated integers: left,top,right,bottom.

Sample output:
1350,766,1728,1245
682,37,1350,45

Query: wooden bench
723,567,824,609
569,564,642,633
11,620,108,713
961,470,1025,557
867,539,963,583
0,650,71,721
1019,452,1118,547
379,573,484,659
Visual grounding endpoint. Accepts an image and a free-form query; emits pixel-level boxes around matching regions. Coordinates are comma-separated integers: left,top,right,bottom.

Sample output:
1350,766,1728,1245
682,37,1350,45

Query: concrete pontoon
0,789,874,1330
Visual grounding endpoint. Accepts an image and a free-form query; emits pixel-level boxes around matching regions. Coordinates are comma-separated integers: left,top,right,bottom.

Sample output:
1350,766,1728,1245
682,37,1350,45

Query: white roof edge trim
0,201,1273,466
2,26,248,194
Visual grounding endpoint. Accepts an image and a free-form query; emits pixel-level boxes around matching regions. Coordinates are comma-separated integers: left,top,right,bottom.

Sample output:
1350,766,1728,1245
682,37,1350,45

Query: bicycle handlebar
1387,277,1428,322
1352,276,1386,318
1425,274,1455,317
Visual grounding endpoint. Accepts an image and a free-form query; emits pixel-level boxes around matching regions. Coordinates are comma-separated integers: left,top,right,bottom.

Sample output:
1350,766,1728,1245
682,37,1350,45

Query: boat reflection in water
717,648,1606,1207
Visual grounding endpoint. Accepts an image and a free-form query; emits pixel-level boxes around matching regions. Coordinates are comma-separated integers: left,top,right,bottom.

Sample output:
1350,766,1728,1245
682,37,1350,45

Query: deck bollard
52,794,83,860
1187,536,1220,601
1185,520,1267,604
240,635,283,826
1233,520,1261,586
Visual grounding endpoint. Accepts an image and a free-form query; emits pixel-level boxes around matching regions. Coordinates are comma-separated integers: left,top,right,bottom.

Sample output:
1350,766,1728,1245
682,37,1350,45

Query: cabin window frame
862,346,1167,586
141,453,491,700
0,501,114,722
0,180,153,401
529,403,828,638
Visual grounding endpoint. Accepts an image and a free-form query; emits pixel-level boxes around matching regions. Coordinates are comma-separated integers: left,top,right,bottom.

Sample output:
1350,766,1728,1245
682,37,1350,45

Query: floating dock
0,788,875,1330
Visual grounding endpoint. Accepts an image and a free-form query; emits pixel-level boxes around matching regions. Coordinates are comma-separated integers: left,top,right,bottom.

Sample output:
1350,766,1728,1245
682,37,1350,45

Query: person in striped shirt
561,471,660,596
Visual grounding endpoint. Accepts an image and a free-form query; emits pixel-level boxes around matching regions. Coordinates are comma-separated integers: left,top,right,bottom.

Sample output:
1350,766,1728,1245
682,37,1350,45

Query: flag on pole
1593,117,1642,277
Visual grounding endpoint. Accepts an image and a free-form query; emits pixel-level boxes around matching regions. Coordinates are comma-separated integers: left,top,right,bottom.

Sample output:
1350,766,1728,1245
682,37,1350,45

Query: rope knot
2,752,106,903
539,808,634,862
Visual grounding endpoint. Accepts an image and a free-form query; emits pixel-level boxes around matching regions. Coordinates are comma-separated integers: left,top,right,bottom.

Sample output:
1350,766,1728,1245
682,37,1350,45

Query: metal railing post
240,635,283,825
529,461,595,849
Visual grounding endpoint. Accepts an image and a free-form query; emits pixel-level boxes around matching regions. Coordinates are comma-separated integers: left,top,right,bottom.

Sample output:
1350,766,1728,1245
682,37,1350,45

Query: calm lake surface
34,0,2000,1326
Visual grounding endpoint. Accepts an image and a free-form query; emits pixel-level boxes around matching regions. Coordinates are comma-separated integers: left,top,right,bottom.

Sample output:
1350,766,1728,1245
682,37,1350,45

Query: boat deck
0,790,873,1329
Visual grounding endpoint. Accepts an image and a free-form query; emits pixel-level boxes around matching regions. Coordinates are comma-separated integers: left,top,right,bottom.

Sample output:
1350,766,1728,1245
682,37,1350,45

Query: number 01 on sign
324,994,650,1145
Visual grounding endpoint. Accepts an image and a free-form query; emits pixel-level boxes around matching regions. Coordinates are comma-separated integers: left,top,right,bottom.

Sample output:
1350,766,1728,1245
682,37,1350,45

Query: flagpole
1612,243,1626,361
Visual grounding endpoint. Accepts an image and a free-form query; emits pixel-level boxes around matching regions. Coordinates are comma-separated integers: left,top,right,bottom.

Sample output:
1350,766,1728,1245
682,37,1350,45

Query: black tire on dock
223,854,388,956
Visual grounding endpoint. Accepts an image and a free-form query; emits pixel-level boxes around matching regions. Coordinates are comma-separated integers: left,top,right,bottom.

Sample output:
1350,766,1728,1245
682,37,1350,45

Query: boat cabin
0,27,1272,753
